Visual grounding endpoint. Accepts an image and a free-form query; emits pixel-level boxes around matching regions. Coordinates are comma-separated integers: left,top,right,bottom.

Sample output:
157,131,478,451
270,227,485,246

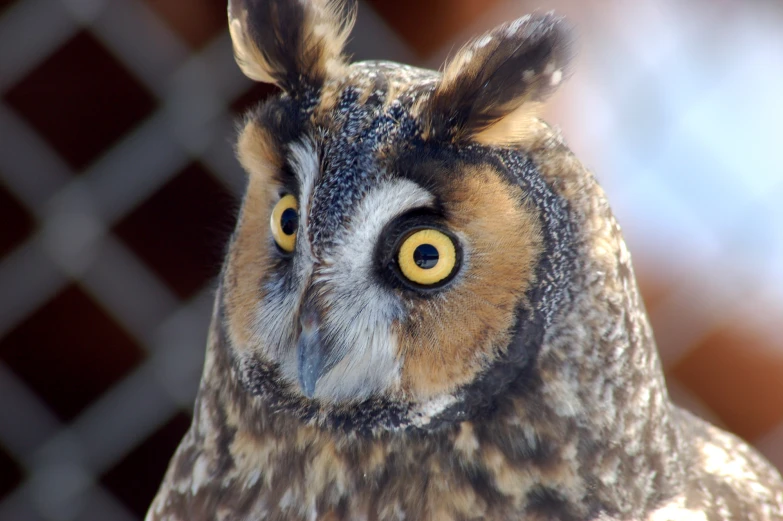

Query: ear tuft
228,0,356,92
423,13,574,145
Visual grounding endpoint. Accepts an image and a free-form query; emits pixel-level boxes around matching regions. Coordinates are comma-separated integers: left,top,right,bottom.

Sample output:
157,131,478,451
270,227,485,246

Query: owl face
223,0,573,426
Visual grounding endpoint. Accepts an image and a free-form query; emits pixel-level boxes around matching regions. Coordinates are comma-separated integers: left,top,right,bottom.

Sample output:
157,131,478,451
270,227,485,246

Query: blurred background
0,0,781,519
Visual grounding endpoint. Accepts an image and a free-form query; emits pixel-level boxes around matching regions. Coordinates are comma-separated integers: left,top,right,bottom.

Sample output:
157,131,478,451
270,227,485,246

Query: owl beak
297,309,325,398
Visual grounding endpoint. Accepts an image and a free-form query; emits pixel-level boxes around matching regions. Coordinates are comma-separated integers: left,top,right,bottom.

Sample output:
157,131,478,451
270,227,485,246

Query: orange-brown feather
224,121,281,353
396,165,543,398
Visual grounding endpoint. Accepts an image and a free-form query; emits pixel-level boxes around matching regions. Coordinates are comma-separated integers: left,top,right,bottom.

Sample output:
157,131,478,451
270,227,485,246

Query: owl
146,0,783,520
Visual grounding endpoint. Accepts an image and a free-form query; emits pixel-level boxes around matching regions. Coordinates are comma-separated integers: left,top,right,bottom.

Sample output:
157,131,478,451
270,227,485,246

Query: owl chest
186,429,590,521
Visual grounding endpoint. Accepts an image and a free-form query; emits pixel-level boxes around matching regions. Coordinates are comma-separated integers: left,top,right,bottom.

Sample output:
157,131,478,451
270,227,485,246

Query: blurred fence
0,0,781,519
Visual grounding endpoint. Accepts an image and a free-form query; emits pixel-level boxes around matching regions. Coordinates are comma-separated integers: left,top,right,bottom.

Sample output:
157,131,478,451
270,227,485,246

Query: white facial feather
253,140,319,369
289,139,319,262
314,179,435,401
258,139,436,402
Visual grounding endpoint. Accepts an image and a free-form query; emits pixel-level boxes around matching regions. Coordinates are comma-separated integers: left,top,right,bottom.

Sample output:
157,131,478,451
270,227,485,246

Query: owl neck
501,131,690,512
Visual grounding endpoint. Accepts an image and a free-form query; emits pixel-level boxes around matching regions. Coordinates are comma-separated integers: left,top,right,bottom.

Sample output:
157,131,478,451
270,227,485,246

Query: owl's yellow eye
270,194,299,252
397,229,457,286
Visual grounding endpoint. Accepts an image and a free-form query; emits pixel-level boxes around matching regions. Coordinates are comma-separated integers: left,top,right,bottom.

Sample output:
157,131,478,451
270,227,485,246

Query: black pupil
280,208,298,235
413,244,439,269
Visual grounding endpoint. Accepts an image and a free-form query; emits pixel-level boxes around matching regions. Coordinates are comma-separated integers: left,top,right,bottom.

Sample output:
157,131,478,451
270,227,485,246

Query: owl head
222,0,576,431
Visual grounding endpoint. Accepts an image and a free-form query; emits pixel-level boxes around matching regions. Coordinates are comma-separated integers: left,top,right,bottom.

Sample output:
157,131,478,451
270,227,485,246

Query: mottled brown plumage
147,1,783,520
